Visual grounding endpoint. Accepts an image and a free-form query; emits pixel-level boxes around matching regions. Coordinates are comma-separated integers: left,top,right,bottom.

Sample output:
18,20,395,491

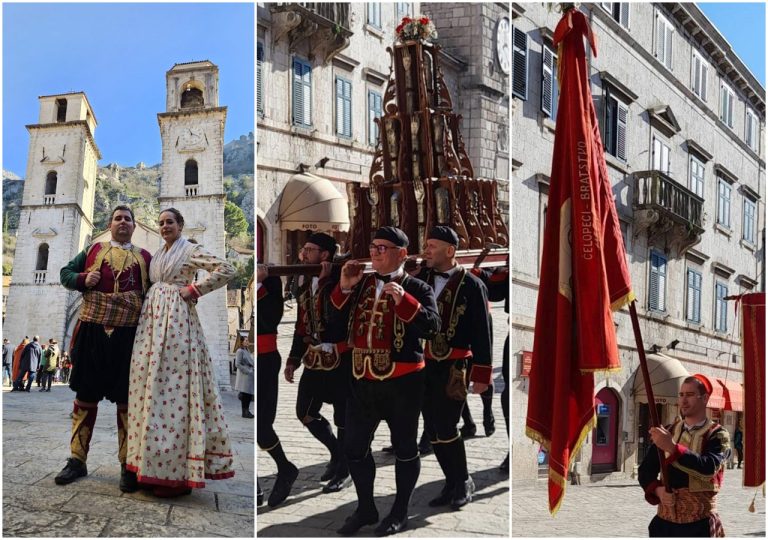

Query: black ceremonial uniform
331,269,440,534
256,276,298,507
287,267,352,491
419,265,492,507
473,265,510,450
638,418,730,537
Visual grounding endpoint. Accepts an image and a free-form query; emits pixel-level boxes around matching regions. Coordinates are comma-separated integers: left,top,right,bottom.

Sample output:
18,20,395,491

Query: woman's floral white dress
126,237,235,488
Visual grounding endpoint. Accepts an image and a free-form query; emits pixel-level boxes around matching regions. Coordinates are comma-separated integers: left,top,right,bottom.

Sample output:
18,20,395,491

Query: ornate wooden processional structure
346,38,509,259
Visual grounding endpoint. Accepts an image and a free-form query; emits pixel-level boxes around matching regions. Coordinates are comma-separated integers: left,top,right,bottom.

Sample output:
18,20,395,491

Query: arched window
56,99,67,123
45,171,57,195
180,87,204,109
184,159,198,185
36,244,49,271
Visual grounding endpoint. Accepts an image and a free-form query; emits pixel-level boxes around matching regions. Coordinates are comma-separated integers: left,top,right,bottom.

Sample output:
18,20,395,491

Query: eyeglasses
369,243,400,254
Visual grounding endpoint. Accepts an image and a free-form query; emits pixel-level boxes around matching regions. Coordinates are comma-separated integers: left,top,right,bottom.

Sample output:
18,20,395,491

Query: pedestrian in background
2,338,12,386
17,336,42,392
734,425,743,469
11,337,29,391
36,344,47,387
234,336,254,418
60,352,71,384
39,339,58,392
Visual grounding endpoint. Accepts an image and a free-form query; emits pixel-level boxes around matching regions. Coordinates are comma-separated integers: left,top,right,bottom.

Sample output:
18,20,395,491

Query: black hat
373,226,409,248
307,232,337,255
428,225,459,247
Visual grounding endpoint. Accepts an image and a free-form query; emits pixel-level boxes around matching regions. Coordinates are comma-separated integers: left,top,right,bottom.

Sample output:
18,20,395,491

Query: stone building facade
4,93,100,351
510,3,765,482
256,2,510,263
158,60,231,387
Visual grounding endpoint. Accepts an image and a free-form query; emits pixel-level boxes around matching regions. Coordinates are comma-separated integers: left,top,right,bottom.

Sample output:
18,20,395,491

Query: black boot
418,431,433,456
257,481,264,506
460,406,477,438
481,385,495,437
339,452,378,535
241,399,254,418
267,443,299,507
428,443,453,507
306,417,339,481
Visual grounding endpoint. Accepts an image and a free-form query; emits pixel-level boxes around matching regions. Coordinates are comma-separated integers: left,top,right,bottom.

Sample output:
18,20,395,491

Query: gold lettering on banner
576,141,595,261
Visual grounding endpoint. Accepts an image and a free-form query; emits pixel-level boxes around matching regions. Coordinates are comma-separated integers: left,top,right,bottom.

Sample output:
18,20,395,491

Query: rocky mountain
3,134,254,269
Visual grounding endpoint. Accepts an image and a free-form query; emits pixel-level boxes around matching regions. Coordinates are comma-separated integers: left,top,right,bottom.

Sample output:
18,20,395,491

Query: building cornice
25,121,102,160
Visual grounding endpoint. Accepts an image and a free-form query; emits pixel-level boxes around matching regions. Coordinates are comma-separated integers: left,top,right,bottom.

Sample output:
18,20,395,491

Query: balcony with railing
632,170,705,254
34,271,47,284
185,184,199,197
43,195,56,205
270,3,353,64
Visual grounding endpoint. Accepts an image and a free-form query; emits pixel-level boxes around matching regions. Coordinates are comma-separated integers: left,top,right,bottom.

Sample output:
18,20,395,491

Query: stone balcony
632,169,704,255
270,3,353,65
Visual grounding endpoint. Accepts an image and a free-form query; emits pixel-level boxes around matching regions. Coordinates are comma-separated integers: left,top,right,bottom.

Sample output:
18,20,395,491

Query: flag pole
628,300,669,489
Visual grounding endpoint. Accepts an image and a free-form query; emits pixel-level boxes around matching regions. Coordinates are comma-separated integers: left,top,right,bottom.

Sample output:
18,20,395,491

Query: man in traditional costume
416,226,493,510
284,232,352,494
257,266,299,507
471,257,510,470
639,375,731,537
332,226,440,536
55,206,151,492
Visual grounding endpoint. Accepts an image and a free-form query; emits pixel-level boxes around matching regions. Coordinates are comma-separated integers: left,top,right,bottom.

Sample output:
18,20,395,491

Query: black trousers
422,360,466,442
345,370,425,461
648,515,711,537
257,351,281,450
295,353,350,427
501,335,509,434
69,322,135,404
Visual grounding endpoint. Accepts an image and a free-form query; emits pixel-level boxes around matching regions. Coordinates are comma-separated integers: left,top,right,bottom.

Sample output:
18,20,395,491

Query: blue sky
698,3,766,86
3,3,254,176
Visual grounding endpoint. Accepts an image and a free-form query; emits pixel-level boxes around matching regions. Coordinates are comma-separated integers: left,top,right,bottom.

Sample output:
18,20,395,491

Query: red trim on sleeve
257,286,267,301
469,363,493,385
187,284,202,299
331,283,351,309
664,444,686,466
394,291,421,323
470,268,482,277
644,479,661,505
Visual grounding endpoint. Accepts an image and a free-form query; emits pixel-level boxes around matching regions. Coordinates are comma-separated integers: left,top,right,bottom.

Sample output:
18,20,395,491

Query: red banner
525,8,634,515
741,293,765,487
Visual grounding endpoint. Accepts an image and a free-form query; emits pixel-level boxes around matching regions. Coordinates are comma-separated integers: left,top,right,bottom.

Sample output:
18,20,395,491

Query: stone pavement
257,303,510,537
2,376,254,537
512,474,766,537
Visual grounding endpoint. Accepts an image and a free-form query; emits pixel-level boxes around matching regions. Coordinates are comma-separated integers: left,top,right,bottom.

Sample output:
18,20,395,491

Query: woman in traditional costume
126,208,235,497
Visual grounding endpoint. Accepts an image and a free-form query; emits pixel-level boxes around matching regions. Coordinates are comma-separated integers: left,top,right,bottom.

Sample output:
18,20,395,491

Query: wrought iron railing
633,170,704,230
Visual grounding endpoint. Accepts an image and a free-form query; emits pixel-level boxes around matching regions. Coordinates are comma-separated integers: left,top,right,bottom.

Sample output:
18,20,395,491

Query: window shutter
658,257,666,311
303,64,311,126
656,13,665,61
257,44,264,115
620,3,630,28
336,79,344,135
664,23,673,68
344,80,352,137
686,270,694,321
541,47,553,116
701,64,708,101
649,262,659,310
512,26,528,100
694,274,701,323
605,94,616,155
617,102,628,161
293,60,303,125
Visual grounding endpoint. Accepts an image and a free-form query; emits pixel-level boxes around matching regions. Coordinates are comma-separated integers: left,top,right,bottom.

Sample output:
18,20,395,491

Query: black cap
428,225,459,247
373,226,409,248
307,232,337,256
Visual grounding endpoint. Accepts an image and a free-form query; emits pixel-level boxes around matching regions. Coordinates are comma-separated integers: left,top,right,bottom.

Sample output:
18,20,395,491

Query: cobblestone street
2,377,254,537
512,474,765,537
257,303,511,537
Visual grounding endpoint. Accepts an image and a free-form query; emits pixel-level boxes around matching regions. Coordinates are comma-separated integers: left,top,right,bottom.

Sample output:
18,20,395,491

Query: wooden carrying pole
629,300,669,489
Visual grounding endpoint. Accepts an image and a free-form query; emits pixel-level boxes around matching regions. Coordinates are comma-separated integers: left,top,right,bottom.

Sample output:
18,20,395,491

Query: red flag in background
741,293,765,488
525,8,634,515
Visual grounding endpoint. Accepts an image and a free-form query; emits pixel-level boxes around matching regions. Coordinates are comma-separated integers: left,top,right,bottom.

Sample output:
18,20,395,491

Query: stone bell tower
4,92,100,347
158,60,230,388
